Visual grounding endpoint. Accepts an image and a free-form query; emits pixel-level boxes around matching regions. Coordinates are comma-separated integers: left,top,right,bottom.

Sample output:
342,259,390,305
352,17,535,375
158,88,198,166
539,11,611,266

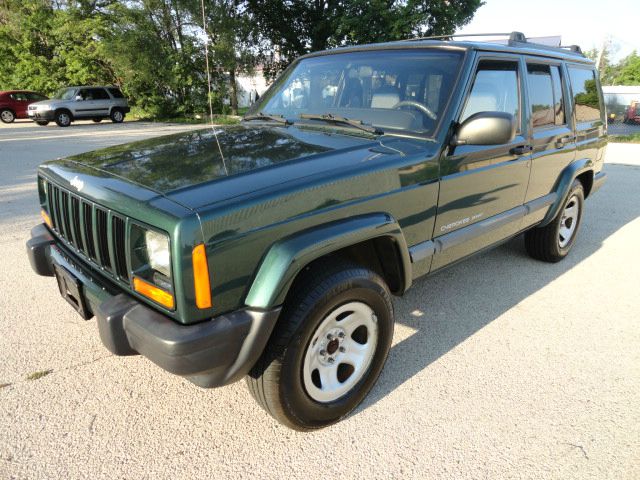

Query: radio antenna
200,0,228,175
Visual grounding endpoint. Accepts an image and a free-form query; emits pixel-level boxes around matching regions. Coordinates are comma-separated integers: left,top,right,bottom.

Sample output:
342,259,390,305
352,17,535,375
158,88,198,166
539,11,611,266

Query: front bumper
26,224,280,388
28,109,55,121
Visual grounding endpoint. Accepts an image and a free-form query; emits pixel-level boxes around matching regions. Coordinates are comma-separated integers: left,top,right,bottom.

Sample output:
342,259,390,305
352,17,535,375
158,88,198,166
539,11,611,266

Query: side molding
245,213,412,309
540,158,593,226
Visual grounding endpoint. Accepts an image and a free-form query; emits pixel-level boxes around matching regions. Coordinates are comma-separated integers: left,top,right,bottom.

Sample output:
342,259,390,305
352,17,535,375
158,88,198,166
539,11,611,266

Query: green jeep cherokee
27,33,607,430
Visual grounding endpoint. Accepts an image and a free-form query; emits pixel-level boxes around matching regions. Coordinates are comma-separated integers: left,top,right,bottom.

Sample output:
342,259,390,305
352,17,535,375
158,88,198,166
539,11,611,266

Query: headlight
145,230,171,277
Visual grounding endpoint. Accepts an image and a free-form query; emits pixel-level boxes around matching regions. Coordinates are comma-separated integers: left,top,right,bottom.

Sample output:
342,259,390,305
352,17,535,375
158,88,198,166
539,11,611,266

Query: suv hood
48,124,431,210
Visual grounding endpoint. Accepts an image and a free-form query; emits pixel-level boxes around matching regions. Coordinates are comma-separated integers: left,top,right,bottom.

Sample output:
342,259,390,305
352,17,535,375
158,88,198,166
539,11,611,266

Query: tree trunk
229,68,238,115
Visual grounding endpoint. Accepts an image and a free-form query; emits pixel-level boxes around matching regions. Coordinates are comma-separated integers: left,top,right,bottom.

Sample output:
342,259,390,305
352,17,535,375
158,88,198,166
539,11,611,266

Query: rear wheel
54,110,71,127
246,261,394,430
110,109,124,123
92,118,102,123
35,121,49,126
1,109,15,123
525,179,584,262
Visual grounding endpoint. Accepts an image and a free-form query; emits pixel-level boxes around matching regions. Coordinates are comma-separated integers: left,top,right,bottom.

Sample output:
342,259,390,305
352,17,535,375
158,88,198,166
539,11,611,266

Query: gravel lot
1,121,639,480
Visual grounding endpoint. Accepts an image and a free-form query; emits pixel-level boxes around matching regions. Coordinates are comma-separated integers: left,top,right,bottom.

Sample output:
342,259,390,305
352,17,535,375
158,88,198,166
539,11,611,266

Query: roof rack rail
401,32,526,42
402,31,586,58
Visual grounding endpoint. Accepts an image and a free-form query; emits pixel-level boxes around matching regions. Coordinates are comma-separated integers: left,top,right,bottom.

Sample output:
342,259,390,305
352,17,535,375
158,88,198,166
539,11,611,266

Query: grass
26,369,52,381
610,133,640,144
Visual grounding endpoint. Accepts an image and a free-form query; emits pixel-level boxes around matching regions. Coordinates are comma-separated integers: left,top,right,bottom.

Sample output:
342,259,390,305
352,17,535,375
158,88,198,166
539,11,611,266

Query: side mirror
75,95,83,101
451,112,516,146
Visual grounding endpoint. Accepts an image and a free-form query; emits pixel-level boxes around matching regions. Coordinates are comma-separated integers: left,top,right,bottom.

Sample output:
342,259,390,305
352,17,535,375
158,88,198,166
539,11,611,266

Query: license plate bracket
53,264,91,320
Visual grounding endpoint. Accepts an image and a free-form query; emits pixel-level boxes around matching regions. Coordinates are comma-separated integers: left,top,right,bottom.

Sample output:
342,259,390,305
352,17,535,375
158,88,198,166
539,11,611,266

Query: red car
623,100,640,124
0,90,49,124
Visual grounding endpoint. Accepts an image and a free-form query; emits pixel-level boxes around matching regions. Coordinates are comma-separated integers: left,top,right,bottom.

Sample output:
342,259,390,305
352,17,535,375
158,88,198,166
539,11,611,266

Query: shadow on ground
359,164,639,412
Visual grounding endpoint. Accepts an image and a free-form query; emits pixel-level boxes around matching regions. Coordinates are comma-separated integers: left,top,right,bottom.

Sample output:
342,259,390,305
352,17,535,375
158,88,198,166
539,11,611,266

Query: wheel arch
540,157,593,226
54,107,74,120
244,213,412,310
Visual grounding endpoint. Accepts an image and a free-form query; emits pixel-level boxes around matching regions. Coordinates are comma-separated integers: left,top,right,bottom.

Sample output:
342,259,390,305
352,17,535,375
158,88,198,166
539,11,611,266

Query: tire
525,179,585,263
1,108,15,123
54,110,72,127
110,109,124,123
92,118,102,123
35,121,49,126
246,260,394,430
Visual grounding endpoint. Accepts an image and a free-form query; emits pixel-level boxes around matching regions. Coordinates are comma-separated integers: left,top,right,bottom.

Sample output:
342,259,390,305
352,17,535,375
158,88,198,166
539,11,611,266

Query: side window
568,67,602,123
550,66,565,125
90,88,110,100
461,60,520,129
26,93,47,101
108,88,124,99
11,93,28,101
77,89,89,100
527,64,554,128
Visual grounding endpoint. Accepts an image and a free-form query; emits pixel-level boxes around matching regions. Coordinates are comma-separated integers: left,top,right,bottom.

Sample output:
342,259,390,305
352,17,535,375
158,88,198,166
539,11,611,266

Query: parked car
27,86,130,127
0,90,48,123
623,100,640,124
27,32,607,430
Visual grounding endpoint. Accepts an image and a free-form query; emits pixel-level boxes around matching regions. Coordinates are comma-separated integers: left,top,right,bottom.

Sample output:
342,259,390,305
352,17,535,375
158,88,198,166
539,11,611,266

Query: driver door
432,54,531,270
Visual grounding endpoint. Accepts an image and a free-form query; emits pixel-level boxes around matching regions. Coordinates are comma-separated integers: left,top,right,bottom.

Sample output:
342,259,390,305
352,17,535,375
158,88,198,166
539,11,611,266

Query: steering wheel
392,100,437,120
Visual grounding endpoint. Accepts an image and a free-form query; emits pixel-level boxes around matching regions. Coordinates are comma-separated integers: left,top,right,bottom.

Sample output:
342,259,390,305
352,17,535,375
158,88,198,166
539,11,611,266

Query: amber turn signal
41,209,52,228
192,243,212,309
133,276,175,310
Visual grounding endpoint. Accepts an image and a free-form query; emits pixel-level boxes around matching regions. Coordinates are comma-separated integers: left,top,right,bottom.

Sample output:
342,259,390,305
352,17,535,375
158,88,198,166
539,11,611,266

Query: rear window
569,67,602,123
108,88,125,99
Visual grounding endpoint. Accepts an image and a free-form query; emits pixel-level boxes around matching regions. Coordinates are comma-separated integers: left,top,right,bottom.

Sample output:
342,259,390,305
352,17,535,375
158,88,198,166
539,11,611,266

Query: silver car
27,86,130,127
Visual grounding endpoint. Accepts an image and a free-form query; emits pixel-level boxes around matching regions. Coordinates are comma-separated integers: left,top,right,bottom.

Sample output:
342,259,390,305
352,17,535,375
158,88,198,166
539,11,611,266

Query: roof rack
402,31,586,58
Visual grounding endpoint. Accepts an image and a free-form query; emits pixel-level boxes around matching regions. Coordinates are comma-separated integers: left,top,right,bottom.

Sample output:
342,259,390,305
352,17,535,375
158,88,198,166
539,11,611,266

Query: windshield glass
53,88,76,100
252,49,463,136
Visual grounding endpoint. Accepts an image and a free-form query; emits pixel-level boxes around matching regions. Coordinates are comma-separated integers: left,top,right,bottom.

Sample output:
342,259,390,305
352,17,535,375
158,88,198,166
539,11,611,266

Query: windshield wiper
243,112,292,125
299,113,383,135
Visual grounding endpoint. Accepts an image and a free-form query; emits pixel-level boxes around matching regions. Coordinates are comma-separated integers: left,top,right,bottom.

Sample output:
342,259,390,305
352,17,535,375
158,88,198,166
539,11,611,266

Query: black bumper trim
27,224,280,388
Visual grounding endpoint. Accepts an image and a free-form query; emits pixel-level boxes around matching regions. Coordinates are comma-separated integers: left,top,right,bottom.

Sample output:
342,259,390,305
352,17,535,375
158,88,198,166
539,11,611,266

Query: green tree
247,0,483,76
612,52,640,85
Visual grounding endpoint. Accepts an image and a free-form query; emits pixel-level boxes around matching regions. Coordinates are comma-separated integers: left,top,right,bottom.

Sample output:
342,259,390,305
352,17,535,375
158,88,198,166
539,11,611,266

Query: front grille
42,178,130,283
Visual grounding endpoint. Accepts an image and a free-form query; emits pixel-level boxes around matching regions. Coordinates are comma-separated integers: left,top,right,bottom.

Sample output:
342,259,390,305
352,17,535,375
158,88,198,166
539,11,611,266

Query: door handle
511,145,533,155
556,135,576,148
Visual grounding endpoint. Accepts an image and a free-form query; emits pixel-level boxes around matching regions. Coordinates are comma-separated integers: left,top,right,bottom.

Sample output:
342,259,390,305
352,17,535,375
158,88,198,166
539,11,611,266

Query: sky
457,0,639,62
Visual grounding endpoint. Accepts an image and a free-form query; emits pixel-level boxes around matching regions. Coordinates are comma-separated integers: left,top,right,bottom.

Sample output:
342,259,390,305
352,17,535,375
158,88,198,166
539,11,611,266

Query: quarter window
569,67,602,123
461,61,520,128
550,66,565,125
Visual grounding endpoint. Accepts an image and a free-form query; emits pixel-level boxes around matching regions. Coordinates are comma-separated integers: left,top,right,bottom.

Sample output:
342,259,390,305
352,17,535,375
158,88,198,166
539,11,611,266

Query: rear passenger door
523,59,575,210
89,88,112,117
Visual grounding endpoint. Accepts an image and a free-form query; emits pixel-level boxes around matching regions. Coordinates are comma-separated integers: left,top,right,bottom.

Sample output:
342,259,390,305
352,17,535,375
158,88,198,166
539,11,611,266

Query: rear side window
461,60,520,128
10,93,28,101
527,64,566,127
108,88,125,99
88,88,110,100
569,67,602,122
527,64,555,127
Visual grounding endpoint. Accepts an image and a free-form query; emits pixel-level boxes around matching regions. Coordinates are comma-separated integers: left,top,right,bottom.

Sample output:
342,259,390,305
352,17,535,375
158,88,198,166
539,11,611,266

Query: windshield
53,88,76,100
252,49,463,136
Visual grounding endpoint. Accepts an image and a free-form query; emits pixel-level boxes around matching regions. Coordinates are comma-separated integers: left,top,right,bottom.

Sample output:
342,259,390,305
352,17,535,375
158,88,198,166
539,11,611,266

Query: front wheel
110,109,124,123
246,261,394,430
54,111,71,127
1,109,15,123
525,179,584,262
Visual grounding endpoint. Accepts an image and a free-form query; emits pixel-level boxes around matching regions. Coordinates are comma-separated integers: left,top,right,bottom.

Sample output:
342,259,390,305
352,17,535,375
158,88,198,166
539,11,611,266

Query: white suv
28,86,130,127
